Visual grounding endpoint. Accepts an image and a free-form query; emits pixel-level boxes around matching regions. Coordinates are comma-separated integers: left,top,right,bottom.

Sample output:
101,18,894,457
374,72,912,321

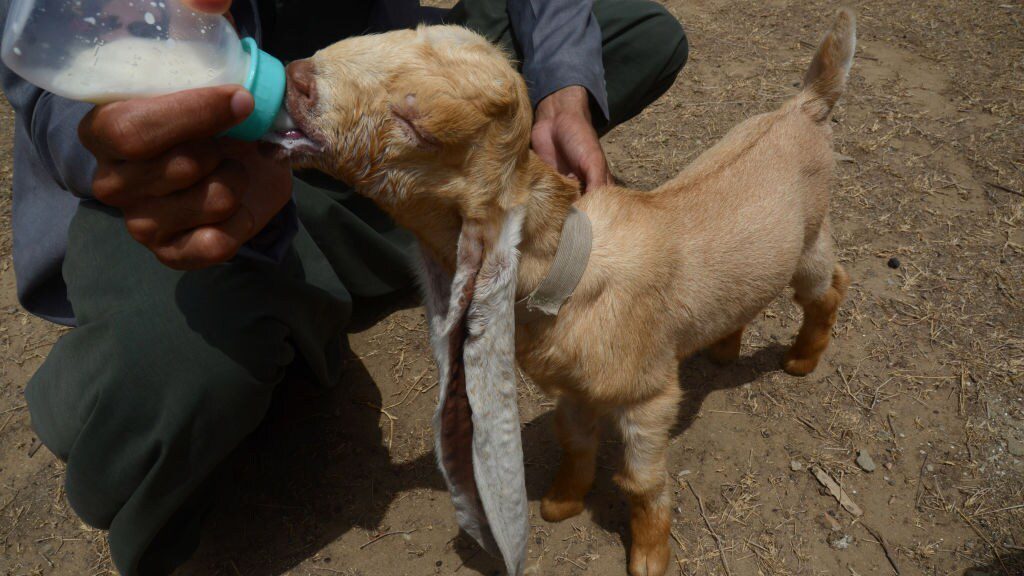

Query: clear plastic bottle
1,0,288,140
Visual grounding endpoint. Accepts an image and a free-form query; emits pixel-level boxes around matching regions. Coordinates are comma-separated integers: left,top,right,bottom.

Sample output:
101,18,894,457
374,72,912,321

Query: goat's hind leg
541,397,600,522
785,222,849,376
707,325,745,365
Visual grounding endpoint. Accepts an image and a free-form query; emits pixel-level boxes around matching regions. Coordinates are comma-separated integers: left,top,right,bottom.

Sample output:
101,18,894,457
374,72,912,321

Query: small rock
1007,438,1024,457
856,449,877,472
676,469,692,478
887,257,901,269
926,464,935,472
790,460,803,472
828,532,852,550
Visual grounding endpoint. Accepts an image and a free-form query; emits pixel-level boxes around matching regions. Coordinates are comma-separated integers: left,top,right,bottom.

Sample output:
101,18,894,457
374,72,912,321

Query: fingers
181,0,233,14
153,208,255,270
124,160,250,251
532,120,577,177
92,140,225,206
577,147,612,192
533,116,610,193
80,86,253,161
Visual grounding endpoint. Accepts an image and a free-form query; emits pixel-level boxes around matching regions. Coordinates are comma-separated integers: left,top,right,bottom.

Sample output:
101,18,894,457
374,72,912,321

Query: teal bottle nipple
224,38,286,141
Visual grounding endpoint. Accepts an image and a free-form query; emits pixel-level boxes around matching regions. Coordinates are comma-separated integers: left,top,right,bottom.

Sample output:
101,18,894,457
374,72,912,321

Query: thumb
579,150,611,192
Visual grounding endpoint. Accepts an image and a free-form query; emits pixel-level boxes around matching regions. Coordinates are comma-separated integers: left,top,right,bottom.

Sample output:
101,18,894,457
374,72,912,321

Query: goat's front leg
541,396,600,522
614,382,680,576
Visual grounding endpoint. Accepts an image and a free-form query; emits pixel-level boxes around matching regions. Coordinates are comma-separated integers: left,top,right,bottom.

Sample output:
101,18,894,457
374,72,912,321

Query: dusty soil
2,1,1022,575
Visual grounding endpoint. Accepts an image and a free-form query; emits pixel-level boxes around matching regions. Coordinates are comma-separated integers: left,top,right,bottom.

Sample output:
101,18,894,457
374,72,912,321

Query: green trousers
25,2,687,574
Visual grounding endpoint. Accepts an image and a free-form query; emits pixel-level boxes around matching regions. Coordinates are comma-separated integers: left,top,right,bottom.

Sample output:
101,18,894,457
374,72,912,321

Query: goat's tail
800,8,857,122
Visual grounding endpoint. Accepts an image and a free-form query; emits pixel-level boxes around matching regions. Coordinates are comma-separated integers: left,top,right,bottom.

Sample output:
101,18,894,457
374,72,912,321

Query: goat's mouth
262,109,326,162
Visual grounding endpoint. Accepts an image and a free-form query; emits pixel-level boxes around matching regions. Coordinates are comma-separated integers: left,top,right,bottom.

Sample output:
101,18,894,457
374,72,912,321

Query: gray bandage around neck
514,206,592,324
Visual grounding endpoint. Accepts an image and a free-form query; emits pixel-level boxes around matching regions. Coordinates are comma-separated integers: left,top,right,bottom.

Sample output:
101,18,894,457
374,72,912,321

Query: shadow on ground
182,349,444,576
180,340,787,575
962,552,1024,576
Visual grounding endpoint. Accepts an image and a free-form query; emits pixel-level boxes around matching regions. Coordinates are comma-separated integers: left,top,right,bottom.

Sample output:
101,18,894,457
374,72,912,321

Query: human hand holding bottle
79,85,293,269
60,0,291,270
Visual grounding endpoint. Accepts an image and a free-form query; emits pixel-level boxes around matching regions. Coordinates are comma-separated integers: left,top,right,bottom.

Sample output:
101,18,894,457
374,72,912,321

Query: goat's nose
286,60,317,106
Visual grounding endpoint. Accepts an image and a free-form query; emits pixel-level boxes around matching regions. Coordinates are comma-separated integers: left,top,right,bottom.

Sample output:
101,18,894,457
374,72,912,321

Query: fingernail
230,90,255,119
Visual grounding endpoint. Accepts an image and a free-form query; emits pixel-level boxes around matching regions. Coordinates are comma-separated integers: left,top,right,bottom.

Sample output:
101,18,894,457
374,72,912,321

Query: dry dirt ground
2,1,1023,575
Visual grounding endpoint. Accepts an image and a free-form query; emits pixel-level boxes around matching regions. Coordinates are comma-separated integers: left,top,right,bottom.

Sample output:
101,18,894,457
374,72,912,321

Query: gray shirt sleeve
507,0,608,122
0,58,98,198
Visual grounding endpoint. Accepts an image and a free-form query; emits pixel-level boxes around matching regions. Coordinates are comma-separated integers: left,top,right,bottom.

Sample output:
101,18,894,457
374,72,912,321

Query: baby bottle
1,0,289,140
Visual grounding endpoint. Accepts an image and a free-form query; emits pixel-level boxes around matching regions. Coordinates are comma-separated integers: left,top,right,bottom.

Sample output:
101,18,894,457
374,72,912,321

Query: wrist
535,86,592,124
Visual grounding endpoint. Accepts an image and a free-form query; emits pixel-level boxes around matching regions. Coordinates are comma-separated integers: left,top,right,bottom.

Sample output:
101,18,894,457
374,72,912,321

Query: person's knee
28,310,285,466
597,0,690,129
642,2,689,80
76,353,272,508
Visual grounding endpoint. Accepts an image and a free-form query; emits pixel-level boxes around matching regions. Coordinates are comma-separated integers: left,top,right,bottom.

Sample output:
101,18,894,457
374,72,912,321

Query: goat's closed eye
390,100,441,150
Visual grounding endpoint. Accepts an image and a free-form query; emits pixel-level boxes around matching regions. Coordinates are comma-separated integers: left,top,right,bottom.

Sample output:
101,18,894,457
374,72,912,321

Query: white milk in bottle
2,0,290,140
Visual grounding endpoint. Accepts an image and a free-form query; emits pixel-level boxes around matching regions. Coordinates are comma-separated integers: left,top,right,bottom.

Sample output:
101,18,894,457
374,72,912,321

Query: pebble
887,257,901,269
828,532,852,550
1007,438,1024,457
790,460,803,471
856,449,877,472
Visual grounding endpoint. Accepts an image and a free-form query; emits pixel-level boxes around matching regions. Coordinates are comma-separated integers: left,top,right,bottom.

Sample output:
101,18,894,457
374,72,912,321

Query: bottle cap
224,37,285,141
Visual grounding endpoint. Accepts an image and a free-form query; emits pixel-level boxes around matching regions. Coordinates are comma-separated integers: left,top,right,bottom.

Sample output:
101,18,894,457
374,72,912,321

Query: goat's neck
515,153,582,299
369,152,579,294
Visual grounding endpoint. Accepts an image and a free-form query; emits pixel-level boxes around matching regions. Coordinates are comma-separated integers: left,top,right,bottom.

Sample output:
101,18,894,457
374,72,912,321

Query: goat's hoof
628,539,670,576
540,496,585,522
783,354,818,376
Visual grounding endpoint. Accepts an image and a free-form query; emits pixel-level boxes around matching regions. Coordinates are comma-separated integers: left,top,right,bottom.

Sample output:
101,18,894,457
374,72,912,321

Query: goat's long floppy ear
418,207,529,576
